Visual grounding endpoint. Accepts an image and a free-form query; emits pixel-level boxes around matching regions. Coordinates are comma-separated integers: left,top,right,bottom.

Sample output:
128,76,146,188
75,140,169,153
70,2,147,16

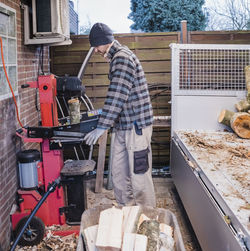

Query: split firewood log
218,110,250,139
122,206,141,234
159,223,173,237
159,232,175,251
83,225,98,251
137,213,150,230
159,223,174,251
235,65,250,112
122,233,147,251
95,207,123,251
137,220,160,251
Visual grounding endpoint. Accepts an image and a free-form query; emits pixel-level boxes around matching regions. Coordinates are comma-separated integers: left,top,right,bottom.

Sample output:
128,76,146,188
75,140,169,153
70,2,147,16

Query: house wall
0,1,49,250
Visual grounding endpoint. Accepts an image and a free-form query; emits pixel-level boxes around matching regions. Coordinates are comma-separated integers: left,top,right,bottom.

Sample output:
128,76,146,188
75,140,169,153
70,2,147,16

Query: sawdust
240,204,250,210
176,130,250,234
182,131,249,160
15,231,78,251
180,131,250,191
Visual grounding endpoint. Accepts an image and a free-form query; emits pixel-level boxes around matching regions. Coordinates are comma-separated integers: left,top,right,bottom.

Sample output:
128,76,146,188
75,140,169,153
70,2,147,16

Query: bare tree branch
206,0,250,30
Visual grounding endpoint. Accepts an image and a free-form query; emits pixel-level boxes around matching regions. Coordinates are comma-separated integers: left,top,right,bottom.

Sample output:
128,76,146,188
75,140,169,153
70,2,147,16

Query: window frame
0,3,17,101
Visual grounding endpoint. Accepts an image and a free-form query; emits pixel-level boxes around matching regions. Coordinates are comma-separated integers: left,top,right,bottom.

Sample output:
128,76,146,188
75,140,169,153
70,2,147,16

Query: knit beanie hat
89,23,114,47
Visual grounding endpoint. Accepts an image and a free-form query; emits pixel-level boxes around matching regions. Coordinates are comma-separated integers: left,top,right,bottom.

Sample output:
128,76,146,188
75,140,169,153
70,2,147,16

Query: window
0,3,17,101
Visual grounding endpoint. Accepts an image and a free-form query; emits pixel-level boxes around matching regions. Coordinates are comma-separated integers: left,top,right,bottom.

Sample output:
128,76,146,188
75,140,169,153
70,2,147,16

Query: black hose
10,177,61,251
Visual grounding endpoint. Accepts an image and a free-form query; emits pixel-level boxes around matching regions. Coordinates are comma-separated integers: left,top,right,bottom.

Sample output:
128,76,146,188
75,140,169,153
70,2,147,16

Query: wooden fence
50,30,250,168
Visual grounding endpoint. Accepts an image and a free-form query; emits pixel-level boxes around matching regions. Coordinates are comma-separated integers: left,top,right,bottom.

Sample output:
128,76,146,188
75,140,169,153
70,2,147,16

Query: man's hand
84,128,106,145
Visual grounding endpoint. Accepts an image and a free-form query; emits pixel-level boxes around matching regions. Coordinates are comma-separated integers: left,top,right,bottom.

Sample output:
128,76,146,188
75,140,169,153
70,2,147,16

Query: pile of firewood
83,206,175,251
219,65,250,139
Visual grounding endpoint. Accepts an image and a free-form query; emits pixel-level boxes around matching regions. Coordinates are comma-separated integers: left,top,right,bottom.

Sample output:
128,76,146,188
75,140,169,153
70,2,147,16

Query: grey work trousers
111,125,156,207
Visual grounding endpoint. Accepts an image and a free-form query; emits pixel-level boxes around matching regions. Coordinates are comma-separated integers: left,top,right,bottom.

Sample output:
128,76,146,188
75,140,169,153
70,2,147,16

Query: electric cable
35,45,44,119
35,46,42,112
0,37,23,128
150,88,169,101
40,45,44,75
148,83,170,101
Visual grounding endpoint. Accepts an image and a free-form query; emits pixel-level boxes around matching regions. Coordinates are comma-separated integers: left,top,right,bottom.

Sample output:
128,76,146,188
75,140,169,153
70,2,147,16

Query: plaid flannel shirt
97,40,153,130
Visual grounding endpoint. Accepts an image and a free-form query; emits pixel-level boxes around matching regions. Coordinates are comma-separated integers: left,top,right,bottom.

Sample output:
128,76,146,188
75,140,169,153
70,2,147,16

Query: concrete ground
85,176,202,251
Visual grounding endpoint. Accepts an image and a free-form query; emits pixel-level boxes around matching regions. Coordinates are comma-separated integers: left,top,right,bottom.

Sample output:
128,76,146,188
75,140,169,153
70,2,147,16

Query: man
84,23,156,207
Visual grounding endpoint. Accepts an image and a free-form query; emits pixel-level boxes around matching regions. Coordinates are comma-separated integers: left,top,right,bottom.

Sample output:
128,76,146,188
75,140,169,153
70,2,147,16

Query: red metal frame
11,75,79,237
28,75,59,127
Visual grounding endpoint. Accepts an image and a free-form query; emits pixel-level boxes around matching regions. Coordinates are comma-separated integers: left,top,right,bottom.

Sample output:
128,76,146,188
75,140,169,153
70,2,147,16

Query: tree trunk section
245,65,250,103
235,99,250,113
218,110,235,127
235,66,250,112
230,112,250,139
68,98,80,124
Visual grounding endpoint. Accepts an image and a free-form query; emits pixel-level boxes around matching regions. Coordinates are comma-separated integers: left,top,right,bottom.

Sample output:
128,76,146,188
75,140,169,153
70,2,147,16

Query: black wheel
15,216,45,246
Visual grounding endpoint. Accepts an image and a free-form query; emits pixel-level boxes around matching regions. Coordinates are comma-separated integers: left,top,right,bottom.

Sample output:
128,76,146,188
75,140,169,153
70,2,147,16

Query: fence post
180,20,188,43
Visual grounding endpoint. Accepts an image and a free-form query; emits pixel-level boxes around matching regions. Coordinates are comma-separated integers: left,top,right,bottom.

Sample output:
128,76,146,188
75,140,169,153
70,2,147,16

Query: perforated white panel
179,48,249,91
170,44,250,132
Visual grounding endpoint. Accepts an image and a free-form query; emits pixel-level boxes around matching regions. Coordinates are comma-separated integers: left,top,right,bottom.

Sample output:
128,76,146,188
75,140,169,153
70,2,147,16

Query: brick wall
0,1,49,250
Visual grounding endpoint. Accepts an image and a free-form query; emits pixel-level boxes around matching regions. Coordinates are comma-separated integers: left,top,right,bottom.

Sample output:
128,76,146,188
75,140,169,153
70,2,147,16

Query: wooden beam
95,130,108,193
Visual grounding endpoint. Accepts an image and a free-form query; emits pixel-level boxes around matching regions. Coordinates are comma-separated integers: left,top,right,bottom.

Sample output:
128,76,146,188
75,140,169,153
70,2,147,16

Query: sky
74,0,133,33
71,0,229,33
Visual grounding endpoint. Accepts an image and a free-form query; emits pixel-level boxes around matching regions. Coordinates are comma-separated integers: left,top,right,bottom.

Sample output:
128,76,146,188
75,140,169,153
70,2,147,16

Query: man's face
94,44,109,57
